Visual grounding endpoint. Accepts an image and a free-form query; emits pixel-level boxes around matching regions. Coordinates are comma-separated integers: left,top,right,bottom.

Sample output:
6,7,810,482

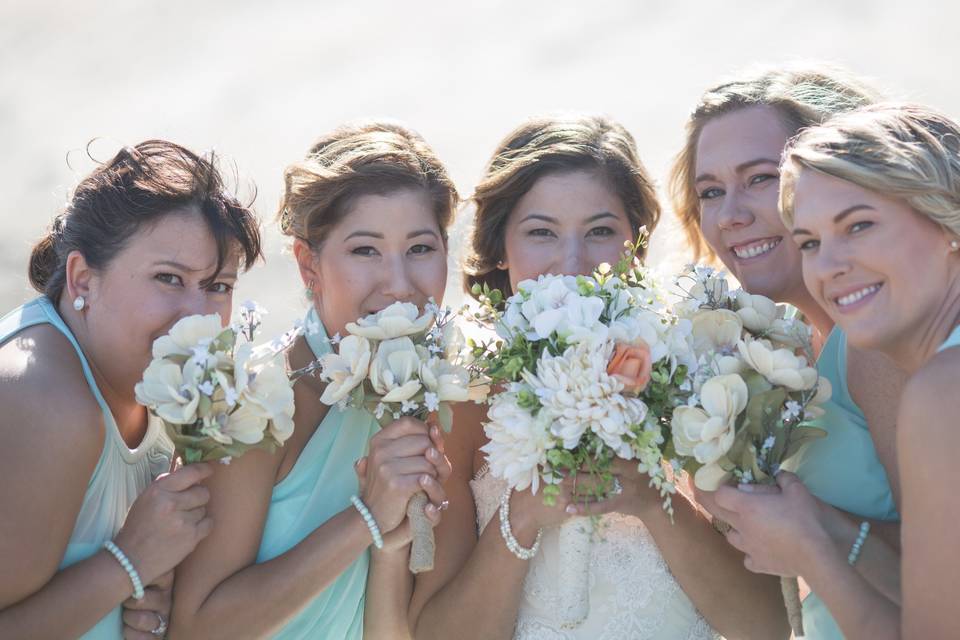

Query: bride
405,115,788,640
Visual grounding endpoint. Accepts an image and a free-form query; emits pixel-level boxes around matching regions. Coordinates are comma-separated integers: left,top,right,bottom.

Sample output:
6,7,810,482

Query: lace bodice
471,466,719,640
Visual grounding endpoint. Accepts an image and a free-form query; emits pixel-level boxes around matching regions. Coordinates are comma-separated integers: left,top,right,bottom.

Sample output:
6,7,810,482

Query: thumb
775,470,801,492
354,456,368,492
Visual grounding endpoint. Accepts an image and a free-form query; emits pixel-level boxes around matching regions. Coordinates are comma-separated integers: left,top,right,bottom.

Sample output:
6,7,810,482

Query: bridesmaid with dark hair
0,140,263,639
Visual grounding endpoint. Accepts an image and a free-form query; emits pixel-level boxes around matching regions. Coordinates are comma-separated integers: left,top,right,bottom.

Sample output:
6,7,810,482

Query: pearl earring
73,296,86,311
951,239,960,252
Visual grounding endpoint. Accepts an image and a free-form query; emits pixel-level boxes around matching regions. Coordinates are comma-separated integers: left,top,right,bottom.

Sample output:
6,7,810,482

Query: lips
730,237,782,260
833,283,883,308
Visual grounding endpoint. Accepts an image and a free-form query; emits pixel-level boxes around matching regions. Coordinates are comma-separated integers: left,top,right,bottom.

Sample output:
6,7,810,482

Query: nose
715,187,755,231
555,236,586,277
807,237,852,286
182,288,222,320
381,254,417,301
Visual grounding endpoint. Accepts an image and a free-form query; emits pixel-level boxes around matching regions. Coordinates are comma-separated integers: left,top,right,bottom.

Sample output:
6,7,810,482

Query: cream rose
690,309,743,355
152,313,225,359
319,335,372,404
733,290,780,332
369,337,423,402
738,338,818,391
345,302,434,340
135,359,202,424
420,357,471,403
672,373,747,466
693,461,734,491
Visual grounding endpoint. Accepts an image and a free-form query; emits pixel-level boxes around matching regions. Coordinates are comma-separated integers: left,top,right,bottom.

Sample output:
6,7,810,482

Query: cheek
411,254,448,301
698,206,725,253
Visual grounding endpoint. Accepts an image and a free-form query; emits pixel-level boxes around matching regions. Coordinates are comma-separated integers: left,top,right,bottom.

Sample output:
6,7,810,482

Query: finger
713,485,748,517
123,585,169,610
373,434,434,459
156,462,214,491
565,496,620,517
426,447,452,482
171,484,211,510
195,515,214,541
355,457,368,493
378,457,439,480
775,470,802,492
424,501,442,525
428,423,446,454
122,608,163,632
743,554,758,574
179,506,207,525
736,483,780,495
375,416,431,440
122,628,157,640
724,528,747,554
150,571,174,590
419,474,447,507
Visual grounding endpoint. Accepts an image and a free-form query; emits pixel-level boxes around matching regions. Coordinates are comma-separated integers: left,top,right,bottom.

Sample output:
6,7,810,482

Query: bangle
499,489,542,560
847,521,871,566
350,495,384,550
103,540,145,600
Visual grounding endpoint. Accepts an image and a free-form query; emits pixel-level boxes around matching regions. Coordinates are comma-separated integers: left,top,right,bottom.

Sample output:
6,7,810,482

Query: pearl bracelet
847,521,871,566
103,540,145,600
350,495,384,550
499,488,542,561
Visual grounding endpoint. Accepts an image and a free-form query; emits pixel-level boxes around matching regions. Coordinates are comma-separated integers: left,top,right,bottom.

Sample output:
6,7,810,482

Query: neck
56,299,148,446
885,279,960,374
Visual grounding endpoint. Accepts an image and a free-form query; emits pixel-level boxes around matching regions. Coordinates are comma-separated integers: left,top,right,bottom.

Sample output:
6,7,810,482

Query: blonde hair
278,120,458,247
780,102,960,238
463,114,661,298
668,63,881,260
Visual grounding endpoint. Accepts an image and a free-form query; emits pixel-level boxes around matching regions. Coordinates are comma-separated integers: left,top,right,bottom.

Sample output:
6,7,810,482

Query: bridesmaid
668,64,905,638
408,114,783,640
0,140,263,638
724,102,960,639
170,121,454,640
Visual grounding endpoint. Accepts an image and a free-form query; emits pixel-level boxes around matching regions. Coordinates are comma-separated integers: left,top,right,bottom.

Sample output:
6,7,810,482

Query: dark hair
277,120,458,248
29,140,263,302
463,114,661,299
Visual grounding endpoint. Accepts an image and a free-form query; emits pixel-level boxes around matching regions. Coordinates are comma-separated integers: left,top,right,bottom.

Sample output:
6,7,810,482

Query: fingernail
426,504,438,514
428,447,438,459
565,504,577,514
421,474,431,485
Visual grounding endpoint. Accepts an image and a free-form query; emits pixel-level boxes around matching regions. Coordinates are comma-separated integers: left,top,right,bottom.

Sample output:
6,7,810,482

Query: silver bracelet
350,495,384,549
498,488,542,560
103,540,145,600
847,521,871,565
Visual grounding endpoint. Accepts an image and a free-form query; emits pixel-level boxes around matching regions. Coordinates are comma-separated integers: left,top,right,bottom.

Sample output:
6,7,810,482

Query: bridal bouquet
136,301,296,465
316,300,488,573
472,241,697,628
669,265,830,637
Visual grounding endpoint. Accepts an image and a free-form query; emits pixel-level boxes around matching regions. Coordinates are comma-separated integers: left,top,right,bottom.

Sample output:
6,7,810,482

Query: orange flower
606,342,652,394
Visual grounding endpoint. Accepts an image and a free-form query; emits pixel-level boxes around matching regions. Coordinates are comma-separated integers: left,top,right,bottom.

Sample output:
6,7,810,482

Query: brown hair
29,140,262,303
277,120,458,248
668,63,880,261
463,114,661,299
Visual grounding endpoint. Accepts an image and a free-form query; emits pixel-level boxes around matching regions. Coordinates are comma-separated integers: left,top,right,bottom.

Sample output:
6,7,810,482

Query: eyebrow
344,229,439,241
694,157,780,184
152,260,236,277
791,204,876,237
517,212,619,225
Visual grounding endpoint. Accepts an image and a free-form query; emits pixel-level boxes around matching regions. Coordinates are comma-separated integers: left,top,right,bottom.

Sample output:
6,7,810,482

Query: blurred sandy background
2,0,958,336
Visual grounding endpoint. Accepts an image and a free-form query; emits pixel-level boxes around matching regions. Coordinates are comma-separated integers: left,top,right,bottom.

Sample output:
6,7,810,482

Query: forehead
695,105,794,174
122,207,237,272
331,188,438,236
512,169,626,220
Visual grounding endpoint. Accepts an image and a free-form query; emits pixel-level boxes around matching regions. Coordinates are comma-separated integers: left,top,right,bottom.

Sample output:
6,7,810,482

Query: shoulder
846,344,907,403
898,350,960,444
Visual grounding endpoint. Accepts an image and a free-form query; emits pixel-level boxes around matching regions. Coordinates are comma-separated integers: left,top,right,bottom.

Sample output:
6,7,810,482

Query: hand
568,458,663,520
113,463,214,587
361,417,443,535
713,472,834,577
508,472,622,539
121,571,172,639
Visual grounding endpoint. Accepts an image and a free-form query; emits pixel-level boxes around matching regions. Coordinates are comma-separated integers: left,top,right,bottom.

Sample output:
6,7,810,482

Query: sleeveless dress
254,308,379,639
470,465,718,639
937,324,960,354
0,297,172,639
792,327,899,639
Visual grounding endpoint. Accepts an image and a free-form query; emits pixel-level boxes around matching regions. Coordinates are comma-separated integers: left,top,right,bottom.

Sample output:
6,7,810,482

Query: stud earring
305,280,315,300
951,239,960,252
496,260,506,269
73,296,86,311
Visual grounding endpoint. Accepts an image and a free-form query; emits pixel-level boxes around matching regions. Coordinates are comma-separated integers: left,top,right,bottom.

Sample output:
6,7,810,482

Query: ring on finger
151,612,168,637
439,499,450,511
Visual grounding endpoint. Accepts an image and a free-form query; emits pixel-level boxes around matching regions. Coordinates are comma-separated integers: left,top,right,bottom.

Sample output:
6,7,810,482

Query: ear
292,239,321,292
64,250,95,304
496,257,508,271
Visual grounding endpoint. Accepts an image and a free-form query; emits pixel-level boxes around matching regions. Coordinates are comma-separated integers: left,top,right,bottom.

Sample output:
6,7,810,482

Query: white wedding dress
471,465,720,640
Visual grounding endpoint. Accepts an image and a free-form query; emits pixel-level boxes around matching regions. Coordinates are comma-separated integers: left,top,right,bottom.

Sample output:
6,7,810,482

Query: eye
797,238,820,252
208,282,234,294
155,273,183,286
408,243,436,255
528,228,557,238
351,246,379,257
587,226,615,237
749,173,778,187
698,187,724,200
849,221,873,234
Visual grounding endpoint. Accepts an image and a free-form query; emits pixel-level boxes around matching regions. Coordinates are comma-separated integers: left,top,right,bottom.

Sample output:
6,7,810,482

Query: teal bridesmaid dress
0,297,172,639
255,307,379,639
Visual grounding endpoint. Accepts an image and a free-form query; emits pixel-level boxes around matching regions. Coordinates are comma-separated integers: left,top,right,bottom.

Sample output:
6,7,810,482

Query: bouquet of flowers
316,300,488,573
471,240,697,628
135,301,296,465
669,265,831,637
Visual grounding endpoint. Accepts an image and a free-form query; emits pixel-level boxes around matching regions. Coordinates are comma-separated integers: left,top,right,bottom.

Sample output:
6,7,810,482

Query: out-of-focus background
2,0,957,335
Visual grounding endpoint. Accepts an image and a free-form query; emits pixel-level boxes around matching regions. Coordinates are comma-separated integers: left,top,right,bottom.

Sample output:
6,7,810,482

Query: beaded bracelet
847,521,871,566
350,495,384,550
103,540,145,600
499,489,542,561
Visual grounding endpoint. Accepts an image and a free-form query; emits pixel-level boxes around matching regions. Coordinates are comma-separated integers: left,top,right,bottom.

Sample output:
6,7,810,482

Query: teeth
733,239,780,259
836,284,881,307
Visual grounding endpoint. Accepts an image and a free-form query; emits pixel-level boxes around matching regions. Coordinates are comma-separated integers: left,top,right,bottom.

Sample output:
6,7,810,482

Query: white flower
690,309,743,356
693,461,733,492
481,393,554,493
197,380,215,396
502,275,606,344
345,302,434,340
401,399,419,414
782,400,803,421
419,356,471,403
524,341,646,458
152,313,225,360
737,338,818,391
236,353,296,443
672,373,748,468
319,335,373,404
369,337,423,403
765,318,811,350
803,376,833,419
733,290,780,332
135,360,203,424
424,392,440,412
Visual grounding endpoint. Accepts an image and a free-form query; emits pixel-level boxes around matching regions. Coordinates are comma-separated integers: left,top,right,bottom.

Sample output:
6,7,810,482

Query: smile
730,237,781,260
834,283,883,308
